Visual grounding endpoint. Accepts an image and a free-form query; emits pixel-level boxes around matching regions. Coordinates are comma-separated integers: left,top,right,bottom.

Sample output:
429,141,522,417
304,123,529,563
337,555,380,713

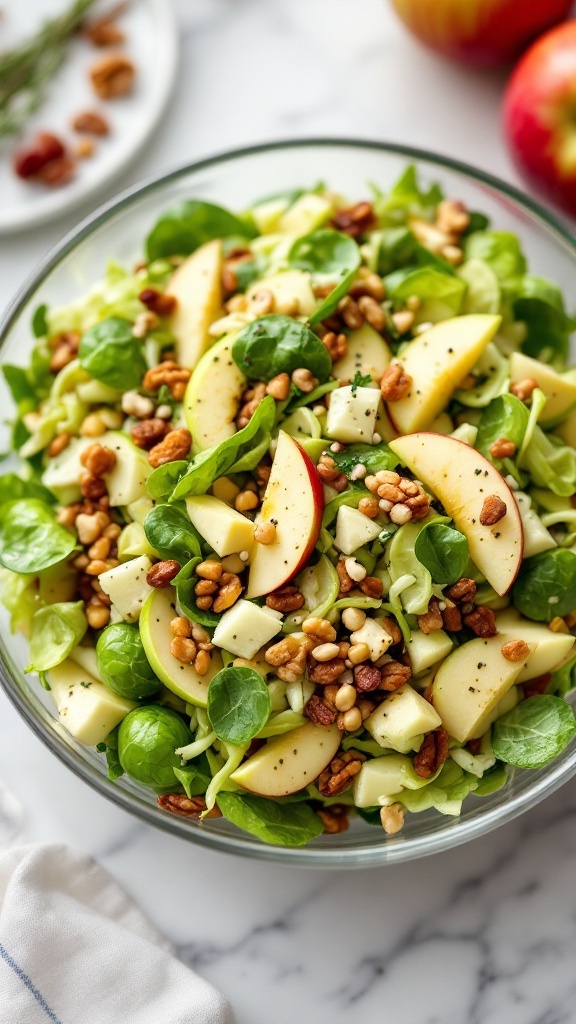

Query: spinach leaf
384,266,466,323
472,762,508,796
2,364,36,405
475,394,530,465
0,473,54,506
232,315,331,383
331,442,400,480
169,395,276,502
32,304,49,339
146,460,189,502
146,200,257,261
144,504,202,563
373,165,443,223
492,695,576,768
0,499,76,573
356,806,382,826
216,791,324,847
175,557,219,628
414,522,469,585
79,317,147,391
102,725,124,781
26,601,87,674
208,666,271,745
550,651,576,698
513,276,574,366
463,230,527,299
173,753,211,797
288,229,361,323
374,225,454,277
513,549,576,622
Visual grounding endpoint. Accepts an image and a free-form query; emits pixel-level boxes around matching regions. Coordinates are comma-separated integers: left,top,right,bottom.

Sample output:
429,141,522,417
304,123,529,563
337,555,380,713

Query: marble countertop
1,3,574,1022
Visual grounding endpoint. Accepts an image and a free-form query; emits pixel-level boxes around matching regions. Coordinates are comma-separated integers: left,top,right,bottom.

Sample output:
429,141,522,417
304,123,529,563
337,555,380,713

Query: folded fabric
0,843,232,1024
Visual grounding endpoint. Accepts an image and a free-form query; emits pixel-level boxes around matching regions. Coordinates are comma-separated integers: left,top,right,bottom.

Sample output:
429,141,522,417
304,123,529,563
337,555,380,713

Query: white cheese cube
185,495,255,558
334,504,382,555
353,754,413,807
326,385,380,444
365,684,442,753
406,629,454,675
212,599,282,659
48,660,136,746
350,618,392,661
98,555,154,623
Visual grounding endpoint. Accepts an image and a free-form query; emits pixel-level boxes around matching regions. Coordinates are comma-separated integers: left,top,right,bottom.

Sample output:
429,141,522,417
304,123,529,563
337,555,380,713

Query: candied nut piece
391,310,414,335
291,367,318,393
464,606,498,638
170,637,197,664
236,382,267,429
317,454,347,493
131,418,169,450
380,802,406,835
157,794,222,819
265,635,301,667
266,585,305,612
139,287,177,317
448,578,477,604
148,428,192,468
196,560,222,582
436,199,470,235
380,364,412,401
304,694,338,726
213,572,243,613
510,377,538,403
307,656,347,685
379,616,402,646
358,496,380,519
80,443,116,477
441,603,463,633
331,201,376,238
48,432,70,457
317,806,350,834
380,660,412,692
143,360,191,400
266,372,291,401
146,560,181,588
337,295,364,330
359,576,383,599
72,110,109,135
317,749,366,797
337,706,362,732
417,598,443,634
479,494,507,526
353,663,382,693
254,521,276,545
501,639,531,663
336,559,354,597
322,331,347,362
357,294,386,332
276,637,315,683
81,472,108,500
414,727,449,778
90,52,135,100
302,617,337,643
489,437,517,459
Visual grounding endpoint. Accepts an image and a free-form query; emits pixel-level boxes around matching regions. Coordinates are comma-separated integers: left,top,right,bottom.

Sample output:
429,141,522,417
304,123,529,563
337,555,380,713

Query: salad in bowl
1,163,576,849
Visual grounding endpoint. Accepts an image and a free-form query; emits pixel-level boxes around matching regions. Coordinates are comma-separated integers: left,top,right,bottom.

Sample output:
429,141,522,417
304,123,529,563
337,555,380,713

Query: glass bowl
1,139,575,868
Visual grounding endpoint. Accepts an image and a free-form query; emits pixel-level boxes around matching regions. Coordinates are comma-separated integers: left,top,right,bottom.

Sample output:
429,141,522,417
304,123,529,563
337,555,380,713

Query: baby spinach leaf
232,315,331,383
144,504,202,563
79,317,147,390
0,473,54,506
513,549,576,622
32,303,49,339
550,651,576,699
174,558,219,628
521,428,576,497
173,753,211,797
414,522,469,585
288,229,361,323
331,442,400,480
373,165,444,223
146,460,189,502
169,395,276,501
475,393,530,465
208,666,271,745
102,725,124,782
146,200,257,261
0,499,76,573
2,364,37,405
216,791,324,847
463,230,527,299
492,695,576,768
385,266,466,323
26,601,87,674
513,276,574,366
472,762,508,796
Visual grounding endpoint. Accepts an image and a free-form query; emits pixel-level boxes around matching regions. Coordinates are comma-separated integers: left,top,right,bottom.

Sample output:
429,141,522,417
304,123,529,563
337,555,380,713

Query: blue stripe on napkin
0,943,63,1024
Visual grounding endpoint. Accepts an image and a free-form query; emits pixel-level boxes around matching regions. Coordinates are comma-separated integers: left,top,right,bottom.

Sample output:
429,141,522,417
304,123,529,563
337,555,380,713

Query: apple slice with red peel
388,432,524,596
246,430,324,599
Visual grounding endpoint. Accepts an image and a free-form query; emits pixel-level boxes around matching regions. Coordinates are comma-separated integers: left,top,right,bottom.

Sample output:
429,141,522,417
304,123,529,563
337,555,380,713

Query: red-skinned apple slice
388,432,524,596
245,430,324,599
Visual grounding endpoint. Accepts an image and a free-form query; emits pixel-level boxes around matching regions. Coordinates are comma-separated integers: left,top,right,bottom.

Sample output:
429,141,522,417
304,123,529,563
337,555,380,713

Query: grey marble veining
0,2,572,1022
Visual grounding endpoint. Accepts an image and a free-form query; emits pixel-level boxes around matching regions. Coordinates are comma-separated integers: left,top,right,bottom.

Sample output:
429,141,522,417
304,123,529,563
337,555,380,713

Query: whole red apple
504,21,576,218
391,0,573,67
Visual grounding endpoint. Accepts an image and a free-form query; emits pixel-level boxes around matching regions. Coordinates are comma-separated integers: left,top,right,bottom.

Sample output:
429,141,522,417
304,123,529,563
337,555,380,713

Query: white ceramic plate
0,0,178,234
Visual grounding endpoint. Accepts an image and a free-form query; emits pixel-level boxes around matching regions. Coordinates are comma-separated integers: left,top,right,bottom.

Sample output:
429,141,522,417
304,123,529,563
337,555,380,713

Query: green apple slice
386,314,501,434
139,586,222,705
166,239,224,370
509,351,576,428
332,323,392,382
495,608,575,683
432,636,534,742
246,269,317,318
388,431,523,595
183,333,246,451
103,431,151,507
230,721,341,797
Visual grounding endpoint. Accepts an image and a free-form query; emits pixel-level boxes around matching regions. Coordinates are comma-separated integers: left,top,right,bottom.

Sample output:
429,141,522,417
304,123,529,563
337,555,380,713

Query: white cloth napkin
0,843,232,1024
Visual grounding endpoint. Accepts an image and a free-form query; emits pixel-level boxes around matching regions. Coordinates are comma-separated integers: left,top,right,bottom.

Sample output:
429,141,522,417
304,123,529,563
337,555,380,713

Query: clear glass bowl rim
1,136,575,869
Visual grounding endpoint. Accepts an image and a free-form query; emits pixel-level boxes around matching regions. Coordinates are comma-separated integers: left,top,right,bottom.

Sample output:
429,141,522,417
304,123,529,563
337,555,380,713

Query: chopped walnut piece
418,598,443,634
139,287,177,317
359,576,384,599
212,572,243,613
304,694,338,726
510,377,538,403
148,428,192,468
236,382,267,429
380,660,412,691
277,637,315,683
146,560,181,588
131,418,169,450
380,364,412,402
317,749,366,796
266,584,304,612
157,794,222,819
501,640,531,663
380,617,403,646
464,606,498,638
353,663,382,692
317,805,350,834
90,52,135,100
331,201,376,238
413,727,449,778
307,656,347,685
72,110,109,135
441,603,463,633
265,636,301,667
143,360,191,400
489,437,517,459
448,578,477,604
80,443,116,477
322,331,347,361
380,802,406,835
479,494,507,526
336,559,354,597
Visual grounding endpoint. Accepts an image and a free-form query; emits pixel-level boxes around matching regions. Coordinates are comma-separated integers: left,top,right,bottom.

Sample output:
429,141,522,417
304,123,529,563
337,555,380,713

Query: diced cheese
98,556,154,623
326,385,380,444
185,495,255,558
350,618,392,661
48,660,136,746
365,684,442,753
212,599,282,659
334,504,382,555
406,629,454,675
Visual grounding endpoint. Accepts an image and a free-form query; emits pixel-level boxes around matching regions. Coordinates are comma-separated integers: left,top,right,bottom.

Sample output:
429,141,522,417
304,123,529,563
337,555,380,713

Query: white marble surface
1,3,575,1022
